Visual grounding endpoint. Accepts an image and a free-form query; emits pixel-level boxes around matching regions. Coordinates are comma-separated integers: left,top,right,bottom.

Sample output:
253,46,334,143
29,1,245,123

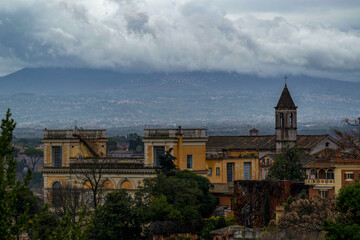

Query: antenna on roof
74,120,78,130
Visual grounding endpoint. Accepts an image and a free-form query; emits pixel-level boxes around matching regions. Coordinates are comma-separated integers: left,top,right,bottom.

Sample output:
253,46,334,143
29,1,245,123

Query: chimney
249,128,259,136
177,126,182,134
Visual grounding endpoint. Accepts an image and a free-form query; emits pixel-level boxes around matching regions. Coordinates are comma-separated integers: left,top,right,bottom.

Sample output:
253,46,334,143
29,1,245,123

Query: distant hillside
1,68,359,129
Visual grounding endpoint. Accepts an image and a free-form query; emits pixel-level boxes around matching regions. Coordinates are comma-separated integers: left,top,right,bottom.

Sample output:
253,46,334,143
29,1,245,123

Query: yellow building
143,127,260,183
206,149,260,183
143,127,208,175
305,157,360,198
40,129,156,203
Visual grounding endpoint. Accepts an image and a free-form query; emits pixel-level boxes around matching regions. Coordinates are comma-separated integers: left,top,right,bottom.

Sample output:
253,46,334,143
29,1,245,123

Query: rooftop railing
44,129,106,139
305,179,335,185
144,128,206,138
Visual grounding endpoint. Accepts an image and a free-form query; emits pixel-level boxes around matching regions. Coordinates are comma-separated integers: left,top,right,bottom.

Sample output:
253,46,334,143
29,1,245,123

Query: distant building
143,127,208,175
206,84,338,182
39,129,156,203
143,84,340,209
304,156,360,198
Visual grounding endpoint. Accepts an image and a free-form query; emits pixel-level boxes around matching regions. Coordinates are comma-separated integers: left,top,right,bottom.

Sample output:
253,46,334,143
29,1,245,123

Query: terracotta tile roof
207,135,276,150
296,135,330,149
207,135,330,151
275,84,296,109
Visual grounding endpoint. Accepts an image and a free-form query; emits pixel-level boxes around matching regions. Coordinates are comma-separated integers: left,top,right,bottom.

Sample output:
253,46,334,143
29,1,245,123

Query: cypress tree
264,191,270,226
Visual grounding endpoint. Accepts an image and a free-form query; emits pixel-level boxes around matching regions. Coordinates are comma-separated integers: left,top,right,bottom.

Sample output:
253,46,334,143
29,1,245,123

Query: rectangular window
186,155,193,169
208,168,212,176
345,172,354,181
153,146,165,167
244,162,251,180
320,191,328,198
52,146,62,167
227,163,234,183
216,167,220,176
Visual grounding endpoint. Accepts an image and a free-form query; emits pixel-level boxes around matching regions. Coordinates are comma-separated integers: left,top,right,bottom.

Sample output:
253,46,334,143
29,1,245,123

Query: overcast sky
0,0,359,81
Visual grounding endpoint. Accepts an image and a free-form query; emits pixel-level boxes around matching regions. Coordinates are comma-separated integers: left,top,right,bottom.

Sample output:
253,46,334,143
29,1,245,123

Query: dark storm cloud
0,0,359,81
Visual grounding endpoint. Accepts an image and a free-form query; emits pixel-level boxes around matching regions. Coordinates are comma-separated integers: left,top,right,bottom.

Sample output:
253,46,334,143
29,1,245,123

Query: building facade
40,129,156,202
143,127,208,175
304,157,360,198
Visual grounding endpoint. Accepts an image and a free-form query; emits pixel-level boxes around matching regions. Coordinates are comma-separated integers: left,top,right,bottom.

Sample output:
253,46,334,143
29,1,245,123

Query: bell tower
275,82,297,153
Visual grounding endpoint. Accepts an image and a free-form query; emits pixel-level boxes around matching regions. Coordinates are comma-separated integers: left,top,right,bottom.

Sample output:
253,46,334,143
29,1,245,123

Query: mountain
1,68,359,130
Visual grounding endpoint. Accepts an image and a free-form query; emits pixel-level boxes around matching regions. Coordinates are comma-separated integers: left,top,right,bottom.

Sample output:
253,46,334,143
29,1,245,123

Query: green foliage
29,172,43,189
174,170,217,217
336,182,360,222
128,134,143,152
324,183,360,239
267,145,306,181
13,137,42,148
24,147,43,158
264,191,270,226
140,170,216,222
159,148,177,176
87,190,143,240
15,187,42,218
31,207,60,239
0,109,32,239
324,222,360,240
106,139,118,152
50,208,88,240
147,195,182,221
200,216,227,240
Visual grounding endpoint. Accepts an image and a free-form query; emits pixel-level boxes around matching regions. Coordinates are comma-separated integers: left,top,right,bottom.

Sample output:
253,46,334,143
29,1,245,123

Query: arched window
52,181,62,189
290,113,294,127
327,170,334,179
51,181,62,207
280,113,284,128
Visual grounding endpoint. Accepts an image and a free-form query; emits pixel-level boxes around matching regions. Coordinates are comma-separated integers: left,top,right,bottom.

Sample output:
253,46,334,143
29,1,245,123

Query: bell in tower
275,83,297,153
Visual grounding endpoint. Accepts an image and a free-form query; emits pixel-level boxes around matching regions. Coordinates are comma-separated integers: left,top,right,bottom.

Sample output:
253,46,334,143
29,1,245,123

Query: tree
344,117,360,127
128,135,143,152
334,128,360,159
267,145,306,181
140,170,216,222
70,135,111,209
159,148,177,176
87,190,143,240
324,182,360,240
0,109,33,239
31,208,60,239
264,191,270,226
24,147,43,171
71,156,111,209
278,195,336,234
200,216,227,240
50,182,88,223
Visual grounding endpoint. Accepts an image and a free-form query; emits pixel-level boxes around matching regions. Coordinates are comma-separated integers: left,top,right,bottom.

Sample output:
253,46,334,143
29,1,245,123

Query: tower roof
275,84,296,109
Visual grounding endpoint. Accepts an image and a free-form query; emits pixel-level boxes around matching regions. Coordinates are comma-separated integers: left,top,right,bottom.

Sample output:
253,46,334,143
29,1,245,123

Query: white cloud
0,0,359,81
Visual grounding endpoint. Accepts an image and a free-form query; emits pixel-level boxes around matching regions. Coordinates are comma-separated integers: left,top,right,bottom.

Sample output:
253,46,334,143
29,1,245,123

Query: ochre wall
46,177,67,188
207,150,260,184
